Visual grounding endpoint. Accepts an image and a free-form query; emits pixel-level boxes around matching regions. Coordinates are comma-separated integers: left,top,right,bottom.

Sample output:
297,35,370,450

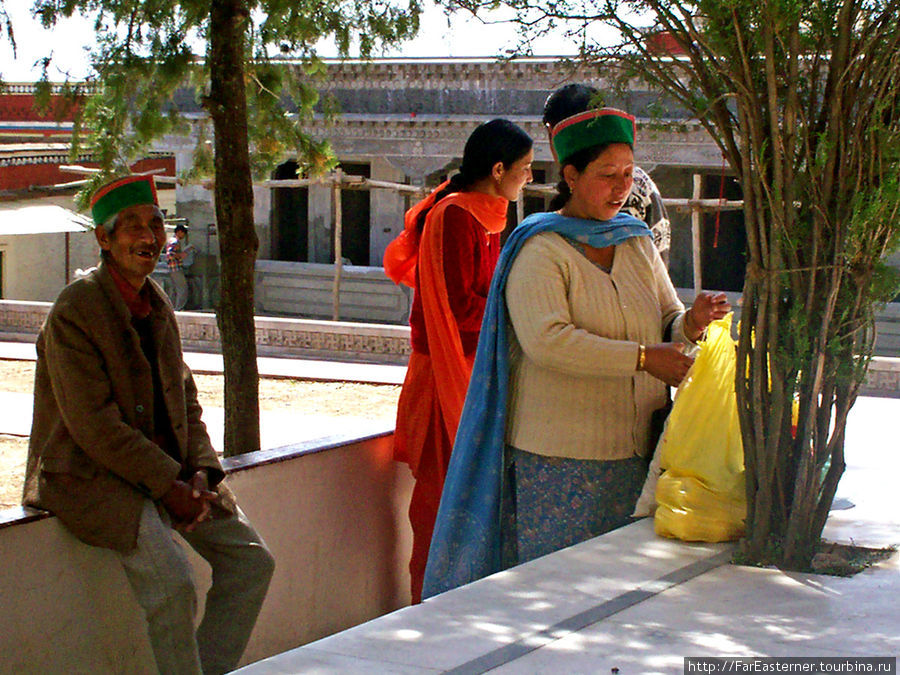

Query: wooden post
332,169,343,321
516,197,524,227
691,173,703,295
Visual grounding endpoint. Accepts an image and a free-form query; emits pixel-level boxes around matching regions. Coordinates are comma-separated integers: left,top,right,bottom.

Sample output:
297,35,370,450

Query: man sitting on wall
23,174,275,675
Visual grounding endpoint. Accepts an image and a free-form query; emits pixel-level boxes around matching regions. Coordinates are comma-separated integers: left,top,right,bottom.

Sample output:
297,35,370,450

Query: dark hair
416,118,533,231
543,84,617,210
542,84,600,128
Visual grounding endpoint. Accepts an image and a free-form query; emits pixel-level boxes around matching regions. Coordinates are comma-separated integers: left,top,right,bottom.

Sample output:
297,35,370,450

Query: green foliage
30,0,422,458
871,263,900,305
31,0,422,194
846,166,900,266
459,0,900,570
0,0,14,79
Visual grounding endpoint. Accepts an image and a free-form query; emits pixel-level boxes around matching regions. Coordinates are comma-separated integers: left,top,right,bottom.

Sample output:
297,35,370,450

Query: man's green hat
90,175,159,230
551,108,636,165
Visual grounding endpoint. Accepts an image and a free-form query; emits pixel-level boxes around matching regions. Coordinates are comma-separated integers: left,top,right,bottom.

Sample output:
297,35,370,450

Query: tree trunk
207,0,261,457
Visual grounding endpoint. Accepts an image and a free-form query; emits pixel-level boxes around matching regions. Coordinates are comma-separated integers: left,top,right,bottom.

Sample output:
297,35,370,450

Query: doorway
701,173,746,292
271,161,309,262
334,162,371,266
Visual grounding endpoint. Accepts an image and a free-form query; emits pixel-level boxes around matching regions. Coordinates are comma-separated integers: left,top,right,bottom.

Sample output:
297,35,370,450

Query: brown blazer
23,261,231,552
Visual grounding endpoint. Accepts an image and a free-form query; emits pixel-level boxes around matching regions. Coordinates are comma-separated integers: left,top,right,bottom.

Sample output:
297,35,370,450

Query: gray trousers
118,500,275,675
169,269,189,310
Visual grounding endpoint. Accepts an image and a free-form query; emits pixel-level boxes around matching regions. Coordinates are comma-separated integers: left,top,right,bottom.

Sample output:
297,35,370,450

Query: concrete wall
226,433,413,658
651,166,695,289
254,183,273,260
173,174,218,261
0,430,415,673
254,260,413,324
0,190,179,304
874,302,900,357
308,182,332,264
0,299,414,363
0,514,158,673
370,157,409,266
0,230,98,302
172,154,218,253
5,297,900,386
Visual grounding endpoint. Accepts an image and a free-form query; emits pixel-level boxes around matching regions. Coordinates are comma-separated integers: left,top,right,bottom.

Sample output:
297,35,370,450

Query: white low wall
0,231,98,303
0,429,414,673
0,513,158,674
1,298,898,394
0,299,413,364
254,260,413,324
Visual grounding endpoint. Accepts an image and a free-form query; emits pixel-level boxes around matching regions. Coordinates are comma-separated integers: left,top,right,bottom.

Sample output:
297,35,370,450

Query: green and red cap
551,108,636,164
90,175,159,230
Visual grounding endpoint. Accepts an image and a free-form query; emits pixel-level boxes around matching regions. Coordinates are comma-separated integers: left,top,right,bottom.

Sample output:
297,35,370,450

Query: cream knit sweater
504,232,689,461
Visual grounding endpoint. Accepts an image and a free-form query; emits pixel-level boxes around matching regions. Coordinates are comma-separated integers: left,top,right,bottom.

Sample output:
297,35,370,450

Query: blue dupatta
422,210,650,599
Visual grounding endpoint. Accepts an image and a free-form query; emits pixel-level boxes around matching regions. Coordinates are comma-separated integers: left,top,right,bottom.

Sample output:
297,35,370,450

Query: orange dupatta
384,181,448,288
415,190,509,444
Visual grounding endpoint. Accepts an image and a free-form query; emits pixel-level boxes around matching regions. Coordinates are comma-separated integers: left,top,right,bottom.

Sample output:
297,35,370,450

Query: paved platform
0,388,385,450
0,341,407,385
0,341,404,449
235,396,900,674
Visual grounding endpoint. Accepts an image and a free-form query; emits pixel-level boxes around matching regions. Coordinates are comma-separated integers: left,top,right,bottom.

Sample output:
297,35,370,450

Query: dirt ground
0,360,400,510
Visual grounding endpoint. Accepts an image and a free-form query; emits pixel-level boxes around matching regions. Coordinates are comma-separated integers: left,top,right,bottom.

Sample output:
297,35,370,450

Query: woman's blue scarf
422,210,650,599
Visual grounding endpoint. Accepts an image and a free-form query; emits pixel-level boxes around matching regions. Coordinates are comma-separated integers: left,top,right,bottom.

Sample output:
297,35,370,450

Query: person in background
23,175,274,674
424,108,729,598
543,84,672,263
166,223,192,310
384,119,534,603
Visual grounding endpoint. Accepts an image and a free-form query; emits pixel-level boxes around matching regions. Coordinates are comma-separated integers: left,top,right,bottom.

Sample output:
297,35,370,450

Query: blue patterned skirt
505,447,648,564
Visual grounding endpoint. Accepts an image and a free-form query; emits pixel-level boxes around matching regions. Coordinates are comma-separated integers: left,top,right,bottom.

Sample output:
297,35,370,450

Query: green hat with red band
551,108,636,165
90,175,159,230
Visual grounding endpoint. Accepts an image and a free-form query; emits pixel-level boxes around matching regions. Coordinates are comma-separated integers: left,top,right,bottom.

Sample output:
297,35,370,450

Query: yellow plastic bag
654,313,746,542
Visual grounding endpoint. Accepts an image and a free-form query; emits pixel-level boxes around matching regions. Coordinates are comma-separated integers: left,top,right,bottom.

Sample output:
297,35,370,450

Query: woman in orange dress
384,118,533,603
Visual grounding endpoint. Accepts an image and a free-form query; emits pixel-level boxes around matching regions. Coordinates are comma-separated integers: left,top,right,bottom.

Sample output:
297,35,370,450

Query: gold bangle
637,344,646,371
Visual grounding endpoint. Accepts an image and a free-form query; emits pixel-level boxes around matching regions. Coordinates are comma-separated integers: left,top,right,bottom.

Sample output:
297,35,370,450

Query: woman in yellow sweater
424,108,729,596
